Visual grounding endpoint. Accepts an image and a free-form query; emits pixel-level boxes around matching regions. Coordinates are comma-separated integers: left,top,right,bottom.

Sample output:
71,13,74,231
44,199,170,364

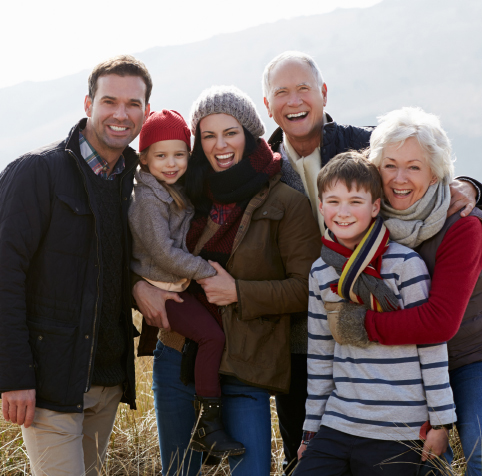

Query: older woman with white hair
327,107,482,475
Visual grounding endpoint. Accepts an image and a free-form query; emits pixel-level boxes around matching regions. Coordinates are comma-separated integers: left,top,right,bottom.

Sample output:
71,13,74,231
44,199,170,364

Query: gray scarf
380,181,450,249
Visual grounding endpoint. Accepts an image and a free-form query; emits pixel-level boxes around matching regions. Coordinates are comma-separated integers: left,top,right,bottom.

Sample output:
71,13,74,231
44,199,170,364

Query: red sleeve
365,216,482,345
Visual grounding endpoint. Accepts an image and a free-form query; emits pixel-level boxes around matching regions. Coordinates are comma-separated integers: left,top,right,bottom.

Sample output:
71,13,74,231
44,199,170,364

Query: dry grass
0,312,469,475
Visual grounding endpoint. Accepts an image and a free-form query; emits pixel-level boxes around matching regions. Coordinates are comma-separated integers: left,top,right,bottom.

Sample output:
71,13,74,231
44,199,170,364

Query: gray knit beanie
190,85,265,140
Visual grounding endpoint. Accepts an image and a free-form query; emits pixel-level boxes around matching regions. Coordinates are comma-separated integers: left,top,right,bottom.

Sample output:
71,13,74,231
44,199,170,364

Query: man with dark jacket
262,50,482,475
0,55,151,476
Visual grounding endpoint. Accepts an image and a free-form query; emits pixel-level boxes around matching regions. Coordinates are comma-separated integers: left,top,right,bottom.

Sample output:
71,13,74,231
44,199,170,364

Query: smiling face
140,140,189,185
379,137,437,210
83,74,150,160
199,113,246,172
320,180,380,250
264,58,326,154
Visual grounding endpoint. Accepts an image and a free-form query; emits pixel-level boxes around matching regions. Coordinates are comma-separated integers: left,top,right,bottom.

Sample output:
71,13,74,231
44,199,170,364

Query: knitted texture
139,110,191,152
80,160,127,387
321,216,399,313
186,139,280,324
190,86,265,139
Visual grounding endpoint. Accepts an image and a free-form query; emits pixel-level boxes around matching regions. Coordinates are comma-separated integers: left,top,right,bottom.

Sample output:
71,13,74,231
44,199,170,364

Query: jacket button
323,148,326,153
85,335,90,339
123,197,128,200
262,211,268,216
38,336,43,341
77,404,82,409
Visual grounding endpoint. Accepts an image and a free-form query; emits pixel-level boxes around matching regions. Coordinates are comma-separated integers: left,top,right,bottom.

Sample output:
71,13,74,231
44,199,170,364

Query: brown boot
190,396,245,457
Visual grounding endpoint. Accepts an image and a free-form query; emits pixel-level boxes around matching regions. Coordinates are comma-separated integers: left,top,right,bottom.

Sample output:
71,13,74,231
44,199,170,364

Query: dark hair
184,124,257,214
88,54,153,104
317,151,382,202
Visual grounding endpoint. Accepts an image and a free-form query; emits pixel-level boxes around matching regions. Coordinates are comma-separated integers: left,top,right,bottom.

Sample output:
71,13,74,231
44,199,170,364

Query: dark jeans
152,341,272,476
293,426,422,476
450,360,482,476
166,291,225,397
275,353,308,475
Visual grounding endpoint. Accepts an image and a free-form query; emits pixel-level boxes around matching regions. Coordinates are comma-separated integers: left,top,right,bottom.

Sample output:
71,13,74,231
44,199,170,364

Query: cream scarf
380,180,451,249
282,133,325,234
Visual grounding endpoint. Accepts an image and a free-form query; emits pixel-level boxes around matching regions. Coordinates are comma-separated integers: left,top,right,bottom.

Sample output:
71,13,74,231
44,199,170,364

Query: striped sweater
304,241,456,441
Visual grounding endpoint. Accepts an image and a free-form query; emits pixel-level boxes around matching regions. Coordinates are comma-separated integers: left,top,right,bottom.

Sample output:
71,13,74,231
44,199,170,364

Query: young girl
128,110,245,456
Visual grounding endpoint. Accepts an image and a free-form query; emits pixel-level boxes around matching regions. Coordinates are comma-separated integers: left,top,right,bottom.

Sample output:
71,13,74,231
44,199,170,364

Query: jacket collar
268,112,335,153
65,118,139,171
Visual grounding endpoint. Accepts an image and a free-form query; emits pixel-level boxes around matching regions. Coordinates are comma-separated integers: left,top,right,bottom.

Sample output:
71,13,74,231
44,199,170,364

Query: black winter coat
268,113,373,164
0,119,138,412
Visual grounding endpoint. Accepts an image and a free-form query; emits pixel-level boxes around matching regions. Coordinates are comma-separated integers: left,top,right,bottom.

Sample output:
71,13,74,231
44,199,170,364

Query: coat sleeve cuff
456,175,482,206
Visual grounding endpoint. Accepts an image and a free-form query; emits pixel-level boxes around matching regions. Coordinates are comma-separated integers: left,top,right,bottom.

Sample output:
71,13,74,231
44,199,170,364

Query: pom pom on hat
139,110,191,152
190,86,265,140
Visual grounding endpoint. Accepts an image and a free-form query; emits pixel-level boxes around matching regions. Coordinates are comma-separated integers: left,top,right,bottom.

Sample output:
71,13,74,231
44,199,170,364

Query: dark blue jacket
0,119,138,412
269,113,482,208
268,113,373,164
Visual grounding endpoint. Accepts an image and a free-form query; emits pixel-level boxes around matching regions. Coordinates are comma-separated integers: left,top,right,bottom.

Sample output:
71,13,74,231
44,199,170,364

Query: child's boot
190,395,245,456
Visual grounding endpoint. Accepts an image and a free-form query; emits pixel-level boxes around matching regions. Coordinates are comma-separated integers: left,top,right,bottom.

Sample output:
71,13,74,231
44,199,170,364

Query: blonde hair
369,107,455,184
139,147,188,210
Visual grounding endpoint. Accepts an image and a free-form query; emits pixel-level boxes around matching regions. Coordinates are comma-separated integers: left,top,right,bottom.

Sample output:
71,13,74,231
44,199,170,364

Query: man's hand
2,389,36,428
197,261,237,306
297,443,307,460
448,180,477,218
132,280,183,330
421,428,449,461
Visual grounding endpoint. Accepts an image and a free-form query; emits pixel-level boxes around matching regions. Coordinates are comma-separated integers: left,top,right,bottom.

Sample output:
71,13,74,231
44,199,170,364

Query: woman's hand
197,261,238,306
132,280,183,330
421,428,449,461
448,180,477,218
297,443,307,460
324,301,370,347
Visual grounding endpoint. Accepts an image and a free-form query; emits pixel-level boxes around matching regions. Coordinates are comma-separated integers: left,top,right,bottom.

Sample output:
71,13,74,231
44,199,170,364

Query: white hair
262,51,324,98
369,107,455,183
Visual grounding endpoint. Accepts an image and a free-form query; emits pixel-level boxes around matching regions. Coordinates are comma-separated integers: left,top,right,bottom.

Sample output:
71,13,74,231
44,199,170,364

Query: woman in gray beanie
137,85,321,476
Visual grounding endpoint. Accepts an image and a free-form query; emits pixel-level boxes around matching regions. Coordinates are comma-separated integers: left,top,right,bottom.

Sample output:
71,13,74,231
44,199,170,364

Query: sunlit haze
2,0,382,90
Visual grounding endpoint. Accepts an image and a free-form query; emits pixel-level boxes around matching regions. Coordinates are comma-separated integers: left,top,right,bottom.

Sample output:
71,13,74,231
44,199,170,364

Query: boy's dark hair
317,151,382,202
88,55,153,104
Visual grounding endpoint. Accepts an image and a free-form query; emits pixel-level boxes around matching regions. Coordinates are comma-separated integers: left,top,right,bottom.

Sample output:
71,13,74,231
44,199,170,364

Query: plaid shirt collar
79,131,125,180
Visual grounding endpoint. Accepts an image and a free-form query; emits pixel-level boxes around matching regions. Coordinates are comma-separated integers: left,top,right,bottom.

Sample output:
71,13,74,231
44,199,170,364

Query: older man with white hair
262,50,482,475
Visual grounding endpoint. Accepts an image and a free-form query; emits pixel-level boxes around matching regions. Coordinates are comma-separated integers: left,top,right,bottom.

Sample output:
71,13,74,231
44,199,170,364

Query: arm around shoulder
366,217,482,345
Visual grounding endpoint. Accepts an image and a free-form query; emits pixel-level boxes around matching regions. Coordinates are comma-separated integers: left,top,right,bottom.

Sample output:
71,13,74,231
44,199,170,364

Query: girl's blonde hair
139,146,188,210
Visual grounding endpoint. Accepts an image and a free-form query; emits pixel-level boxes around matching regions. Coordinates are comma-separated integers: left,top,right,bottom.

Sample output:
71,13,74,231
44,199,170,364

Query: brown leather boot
190,396,246,457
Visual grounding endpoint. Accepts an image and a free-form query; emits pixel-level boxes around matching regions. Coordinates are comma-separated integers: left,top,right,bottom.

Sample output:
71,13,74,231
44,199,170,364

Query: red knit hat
139,110,191,152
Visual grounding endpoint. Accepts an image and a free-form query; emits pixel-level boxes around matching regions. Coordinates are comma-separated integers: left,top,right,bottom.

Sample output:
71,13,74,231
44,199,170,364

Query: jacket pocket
251,203,284,222
27,320,78,405
56,194,92,215
224,306,290,370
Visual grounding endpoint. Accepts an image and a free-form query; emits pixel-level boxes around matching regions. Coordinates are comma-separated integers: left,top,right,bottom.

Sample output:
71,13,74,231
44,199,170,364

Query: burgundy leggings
165,291,225,397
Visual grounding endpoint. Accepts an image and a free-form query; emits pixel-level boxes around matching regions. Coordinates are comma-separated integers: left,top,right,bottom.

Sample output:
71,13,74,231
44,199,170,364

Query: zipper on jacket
119,159,138,404
68,150,101,393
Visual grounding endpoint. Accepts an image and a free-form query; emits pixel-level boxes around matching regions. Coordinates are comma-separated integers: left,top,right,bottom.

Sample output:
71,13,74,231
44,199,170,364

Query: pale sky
2,0,382,90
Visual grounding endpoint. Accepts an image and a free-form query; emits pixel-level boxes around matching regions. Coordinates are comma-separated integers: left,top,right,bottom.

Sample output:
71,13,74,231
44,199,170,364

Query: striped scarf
321,216,399,312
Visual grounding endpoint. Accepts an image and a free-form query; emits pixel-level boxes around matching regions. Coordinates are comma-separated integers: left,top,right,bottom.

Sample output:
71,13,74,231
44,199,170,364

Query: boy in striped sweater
294,153,456,476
